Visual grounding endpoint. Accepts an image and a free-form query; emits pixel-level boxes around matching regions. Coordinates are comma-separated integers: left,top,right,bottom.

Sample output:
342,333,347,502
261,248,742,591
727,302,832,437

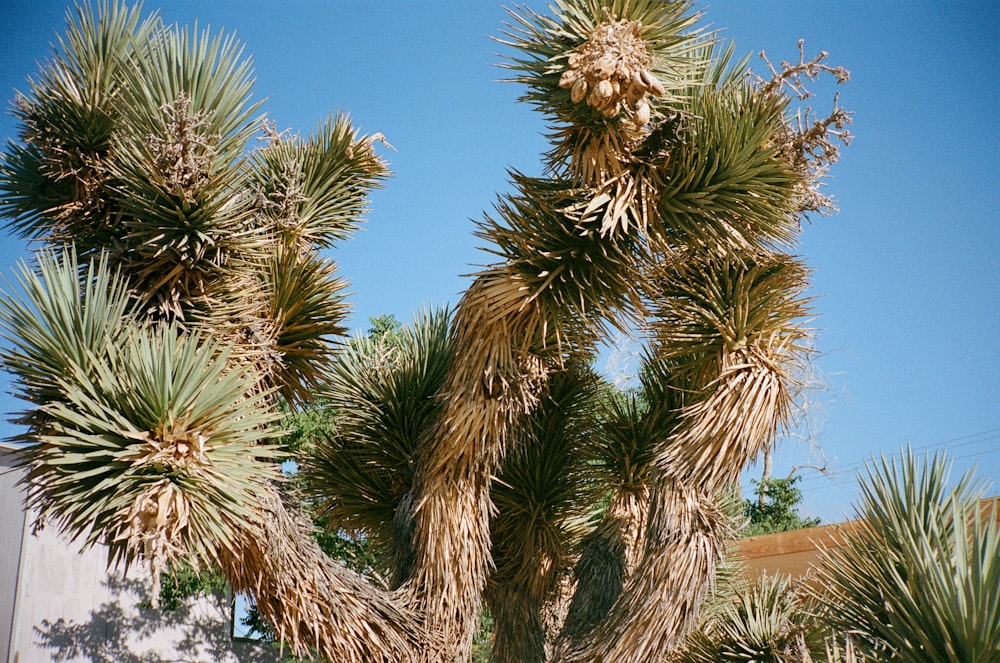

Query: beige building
1,443,278,663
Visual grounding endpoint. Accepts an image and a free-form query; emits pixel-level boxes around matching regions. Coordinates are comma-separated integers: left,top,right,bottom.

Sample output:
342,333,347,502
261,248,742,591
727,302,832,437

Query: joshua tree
0,1,850,662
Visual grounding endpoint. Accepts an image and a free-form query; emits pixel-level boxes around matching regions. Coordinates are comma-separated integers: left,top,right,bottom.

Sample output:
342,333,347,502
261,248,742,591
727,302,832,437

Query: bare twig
758,41,854,215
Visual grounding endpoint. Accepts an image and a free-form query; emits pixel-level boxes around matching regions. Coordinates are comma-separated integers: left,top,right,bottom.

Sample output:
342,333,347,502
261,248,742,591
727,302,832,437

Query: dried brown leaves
220,484,423,662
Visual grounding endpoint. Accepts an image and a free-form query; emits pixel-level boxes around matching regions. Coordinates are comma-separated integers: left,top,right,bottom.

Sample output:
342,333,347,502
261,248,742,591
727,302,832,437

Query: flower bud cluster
557,19,665,124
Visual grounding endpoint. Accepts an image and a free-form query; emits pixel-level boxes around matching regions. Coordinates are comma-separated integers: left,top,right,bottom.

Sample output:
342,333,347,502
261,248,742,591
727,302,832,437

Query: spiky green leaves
677,573,821,663
1,0,380,391
487,364,606,663
654,82,801,251
491,365,605,590
257,246,350,405
0,249,132,435
250,115,390,250
115,22,262,169
501,0,706,177
42,323,282,564
586,361,681,495
0,251,282,587
501,0,817,248
499,0,713,244
814,450,1000,662
478,172,644,350
233,118,389,401
0,3,391,618
108,23,265,316
1,2,388,327
304,308,451,579
0,2,270,318
648,252,811,486
650,252,812,373
0,1,156,248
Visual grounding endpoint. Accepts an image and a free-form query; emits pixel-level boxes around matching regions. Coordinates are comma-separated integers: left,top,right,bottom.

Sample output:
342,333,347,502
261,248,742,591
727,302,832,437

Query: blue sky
1,1,998,523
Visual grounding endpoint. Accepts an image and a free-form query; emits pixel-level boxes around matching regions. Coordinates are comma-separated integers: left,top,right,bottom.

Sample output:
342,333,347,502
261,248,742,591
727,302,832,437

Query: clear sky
1,1,998,523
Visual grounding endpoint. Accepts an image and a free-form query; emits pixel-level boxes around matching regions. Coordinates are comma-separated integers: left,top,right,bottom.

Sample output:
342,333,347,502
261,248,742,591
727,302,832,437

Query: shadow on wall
32,575,278,663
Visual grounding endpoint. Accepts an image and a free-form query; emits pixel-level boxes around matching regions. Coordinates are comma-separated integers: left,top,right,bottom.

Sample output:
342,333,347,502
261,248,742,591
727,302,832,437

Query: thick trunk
220,485,423,663
553,481,727,663
552,349,793,662
219,270,553,663
404,271,549,661
490,586,548,663
556,488,648,650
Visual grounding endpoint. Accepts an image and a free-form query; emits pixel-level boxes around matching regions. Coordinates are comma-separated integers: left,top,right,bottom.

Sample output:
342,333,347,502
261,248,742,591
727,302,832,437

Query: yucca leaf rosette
0,251,282,603
249,114,390,251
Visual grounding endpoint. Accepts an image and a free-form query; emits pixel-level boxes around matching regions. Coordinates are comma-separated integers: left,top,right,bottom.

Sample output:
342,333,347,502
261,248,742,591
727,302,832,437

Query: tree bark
403,270,549,661
556,488,648,651
220,485,423,663
760,444,774,507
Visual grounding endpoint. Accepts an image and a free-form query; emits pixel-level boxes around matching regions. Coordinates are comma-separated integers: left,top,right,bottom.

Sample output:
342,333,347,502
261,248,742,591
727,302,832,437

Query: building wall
0,445,279,663
0,446,28,663
737,497,1000,580
736,519,865,580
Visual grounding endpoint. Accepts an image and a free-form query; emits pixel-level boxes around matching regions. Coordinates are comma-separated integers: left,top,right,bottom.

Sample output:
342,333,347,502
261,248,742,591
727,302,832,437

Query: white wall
1,447,279,663
0,447,28,663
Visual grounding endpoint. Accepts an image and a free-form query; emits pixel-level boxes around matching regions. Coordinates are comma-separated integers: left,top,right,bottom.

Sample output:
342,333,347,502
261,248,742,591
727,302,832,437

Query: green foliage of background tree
744,476,821,537
0,1,855,661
